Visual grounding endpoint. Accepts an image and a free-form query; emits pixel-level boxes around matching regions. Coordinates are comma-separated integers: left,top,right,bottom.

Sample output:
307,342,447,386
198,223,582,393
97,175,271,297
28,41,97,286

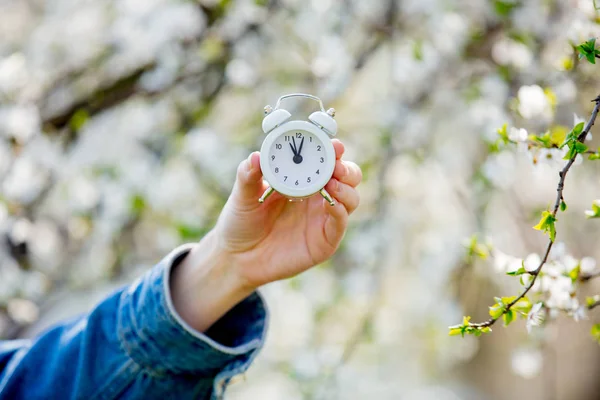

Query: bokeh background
2,0,600,399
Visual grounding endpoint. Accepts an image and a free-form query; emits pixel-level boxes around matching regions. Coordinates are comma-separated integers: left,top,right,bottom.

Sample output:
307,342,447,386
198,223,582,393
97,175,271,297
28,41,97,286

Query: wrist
170,231,255,332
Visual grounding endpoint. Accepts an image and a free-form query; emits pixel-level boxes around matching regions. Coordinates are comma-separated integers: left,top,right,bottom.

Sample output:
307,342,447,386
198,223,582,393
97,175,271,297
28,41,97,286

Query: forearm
170,230,254,333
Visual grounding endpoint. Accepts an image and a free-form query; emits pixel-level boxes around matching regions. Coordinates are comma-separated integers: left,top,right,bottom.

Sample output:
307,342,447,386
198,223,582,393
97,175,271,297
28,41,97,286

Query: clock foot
319,189,335,206
258,186,275,203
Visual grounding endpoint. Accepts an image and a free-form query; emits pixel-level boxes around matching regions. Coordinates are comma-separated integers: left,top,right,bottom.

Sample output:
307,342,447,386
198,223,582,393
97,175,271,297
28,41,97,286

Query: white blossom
511,348,543,379
526,302,545,333
493,248,522,274
580,257,597,275
523,253,540,272
508,127,528,142
517,85,552,120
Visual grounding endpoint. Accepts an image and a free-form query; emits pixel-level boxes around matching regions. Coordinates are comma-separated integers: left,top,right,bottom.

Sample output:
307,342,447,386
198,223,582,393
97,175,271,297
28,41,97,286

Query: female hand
172,139,361,331
215,139,362,288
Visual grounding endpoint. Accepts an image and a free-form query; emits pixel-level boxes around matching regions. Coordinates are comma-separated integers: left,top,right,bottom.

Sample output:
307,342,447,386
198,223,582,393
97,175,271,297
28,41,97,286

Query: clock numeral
275,167,279,173
320,157,324,163
285,136,291,141
271,155,275,161
307,177,311,183
317,145,321,151
316,169,319,174
296,132,302,139
295,180,299,186
276,144,282,149
309,137,312,142
284,176,288,181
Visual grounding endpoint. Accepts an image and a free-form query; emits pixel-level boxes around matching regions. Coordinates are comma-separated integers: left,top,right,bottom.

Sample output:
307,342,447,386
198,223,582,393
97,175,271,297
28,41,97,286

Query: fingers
332,139,345,160
234,152,264,201
325,179,360,214
333,160,362,187
323,200,348,248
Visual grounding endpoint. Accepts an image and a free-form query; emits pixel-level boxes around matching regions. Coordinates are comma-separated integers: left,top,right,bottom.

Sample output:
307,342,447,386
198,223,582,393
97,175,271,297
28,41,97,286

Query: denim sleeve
0,244,269,400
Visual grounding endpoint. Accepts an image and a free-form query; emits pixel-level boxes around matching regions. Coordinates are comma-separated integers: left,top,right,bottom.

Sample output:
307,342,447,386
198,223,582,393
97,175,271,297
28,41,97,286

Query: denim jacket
0,245,269,400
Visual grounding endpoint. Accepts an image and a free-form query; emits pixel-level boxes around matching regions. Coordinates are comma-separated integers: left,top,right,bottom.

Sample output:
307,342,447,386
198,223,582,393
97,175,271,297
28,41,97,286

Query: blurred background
2,0,600,399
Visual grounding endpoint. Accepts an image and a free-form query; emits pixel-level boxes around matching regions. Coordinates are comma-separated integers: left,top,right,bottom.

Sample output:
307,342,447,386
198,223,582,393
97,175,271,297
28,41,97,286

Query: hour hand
291,137,303,164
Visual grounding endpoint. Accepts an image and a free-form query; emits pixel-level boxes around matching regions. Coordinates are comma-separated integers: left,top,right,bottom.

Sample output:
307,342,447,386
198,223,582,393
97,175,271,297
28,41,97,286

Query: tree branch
469,95,600,329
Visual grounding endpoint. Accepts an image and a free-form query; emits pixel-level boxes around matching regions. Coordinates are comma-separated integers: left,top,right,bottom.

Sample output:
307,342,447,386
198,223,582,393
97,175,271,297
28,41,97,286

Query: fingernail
247,153,255,171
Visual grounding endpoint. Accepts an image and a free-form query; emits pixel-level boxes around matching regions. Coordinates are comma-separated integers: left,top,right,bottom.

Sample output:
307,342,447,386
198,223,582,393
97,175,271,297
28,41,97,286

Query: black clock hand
291,136,303,164
289,142,297,156
298,137,304,155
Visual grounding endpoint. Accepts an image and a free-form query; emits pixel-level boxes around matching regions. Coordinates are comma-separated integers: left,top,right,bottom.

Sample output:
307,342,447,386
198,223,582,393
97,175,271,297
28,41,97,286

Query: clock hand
298,137,304,156
291,136,303,164
289,142,297,156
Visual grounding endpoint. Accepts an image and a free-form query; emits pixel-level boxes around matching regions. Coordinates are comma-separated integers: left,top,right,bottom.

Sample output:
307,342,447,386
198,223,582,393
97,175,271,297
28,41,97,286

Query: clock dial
268,130,327,189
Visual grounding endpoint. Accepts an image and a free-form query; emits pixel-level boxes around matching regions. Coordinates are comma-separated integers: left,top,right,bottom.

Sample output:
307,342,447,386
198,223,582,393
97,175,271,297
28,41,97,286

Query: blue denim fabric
0,244,269,400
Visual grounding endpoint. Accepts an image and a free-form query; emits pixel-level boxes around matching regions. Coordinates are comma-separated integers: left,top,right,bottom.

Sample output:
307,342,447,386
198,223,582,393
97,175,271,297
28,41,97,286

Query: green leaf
497,123,509,144
577,38,598,65
489,303,504,319
503,309,515,326
412,39,423,61
513,297,532,316
585,200,600,219
493,0,518,17
533,132,552,148
176,224,207,240
560,200,567,212
591,324,600,342
587,295,600,307
506,265,527,276
533,210,557,242
501,296,517,304
589,152,600,160
573,121,585,136
69,109,90,132
575,142,588,153
561,122,585,149
587,52,597,64
129,194,146,215
448,327,463,336
568,265,581,282
465,235,490,260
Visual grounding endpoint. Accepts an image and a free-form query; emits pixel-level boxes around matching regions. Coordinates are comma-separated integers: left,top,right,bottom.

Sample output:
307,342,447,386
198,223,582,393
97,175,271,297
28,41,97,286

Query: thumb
233,152,264,202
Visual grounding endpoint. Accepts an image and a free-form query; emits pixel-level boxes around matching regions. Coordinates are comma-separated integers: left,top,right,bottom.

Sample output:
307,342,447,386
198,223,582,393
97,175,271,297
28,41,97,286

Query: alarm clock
258,93,337,205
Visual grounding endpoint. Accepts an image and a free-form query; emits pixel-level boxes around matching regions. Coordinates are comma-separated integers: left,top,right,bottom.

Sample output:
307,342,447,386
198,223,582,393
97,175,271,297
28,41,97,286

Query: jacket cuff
117,244,268,383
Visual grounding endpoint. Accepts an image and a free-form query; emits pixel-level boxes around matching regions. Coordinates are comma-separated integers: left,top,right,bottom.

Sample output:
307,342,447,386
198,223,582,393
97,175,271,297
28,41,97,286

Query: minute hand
298,137,304,155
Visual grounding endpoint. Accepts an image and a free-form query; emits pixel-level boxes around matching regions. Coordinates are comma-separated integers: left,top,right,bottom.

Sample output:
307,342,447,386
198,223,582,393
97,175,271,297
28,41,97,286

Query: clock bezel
260,120,335,198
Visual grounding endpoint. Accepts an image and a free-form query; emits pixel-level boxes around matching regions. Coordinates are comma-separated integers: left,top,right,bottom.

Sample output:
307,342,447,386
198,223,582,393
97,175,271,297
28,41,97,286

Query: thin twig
469,95,600,329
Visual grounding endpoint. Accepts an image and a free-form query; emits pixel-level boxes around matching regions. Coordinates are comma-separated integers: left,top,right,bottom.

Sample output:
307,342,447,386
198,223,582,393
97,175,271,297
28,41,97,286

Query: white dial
268,130,327,189
259,120,336,199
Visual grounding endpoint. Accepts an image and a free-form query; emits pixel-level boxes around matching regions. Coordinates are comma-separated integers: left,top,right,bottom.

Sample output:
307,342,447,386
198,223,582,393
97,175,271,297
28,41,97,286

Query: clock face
268,130,328,190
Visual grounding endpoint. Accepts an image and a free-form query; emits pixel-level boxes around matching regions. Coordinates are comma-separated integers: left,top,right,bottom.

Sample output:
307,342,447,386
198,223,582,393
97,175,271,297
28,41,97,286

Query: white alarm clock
258,94,337,205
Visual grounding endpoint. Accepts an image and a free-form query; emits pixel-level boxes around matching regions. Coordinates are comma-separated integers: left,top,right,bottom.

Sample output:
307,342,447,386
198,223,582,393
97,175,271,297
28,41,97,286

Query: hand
216,139,361,287
171,139,361,331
